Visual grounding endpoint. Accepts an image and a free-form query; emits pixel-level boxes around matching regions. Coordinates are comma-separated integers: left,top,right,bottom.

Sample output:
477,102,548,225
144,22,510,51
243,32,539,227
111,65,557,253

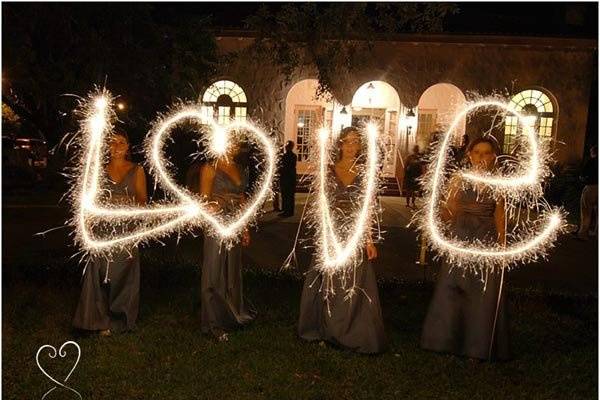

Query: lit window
218,106,230,125
200,105,213,121
296,109,317,162
504,89,555,153
201,80,247,123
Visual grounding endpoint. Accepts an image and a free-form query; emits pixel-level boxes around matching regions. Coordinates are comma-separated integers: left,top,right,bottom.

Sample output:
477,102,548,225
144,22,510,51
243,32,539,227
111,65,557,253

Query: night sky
154,2,597,38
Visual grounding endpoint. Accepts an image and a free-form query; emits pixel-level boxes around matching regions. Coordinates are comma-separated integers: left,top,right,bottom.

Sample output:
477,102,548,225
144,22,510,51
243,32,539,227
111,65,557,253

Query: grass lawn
3,251,597,400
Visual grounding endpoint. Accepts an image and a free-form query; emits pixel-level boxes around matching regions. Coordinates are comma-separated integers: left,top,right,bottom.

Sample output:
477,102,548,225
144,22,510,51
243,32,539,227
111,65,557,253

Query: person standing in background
577,145,598,240
272,143,282,212
404,144,424,208
279,140,297,218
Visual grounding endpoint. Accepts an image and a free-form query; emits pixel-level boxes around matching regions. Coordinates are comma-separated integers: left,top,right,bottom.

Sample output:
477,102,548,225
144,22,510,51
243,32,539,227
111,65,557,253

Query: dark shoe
279,212,293,218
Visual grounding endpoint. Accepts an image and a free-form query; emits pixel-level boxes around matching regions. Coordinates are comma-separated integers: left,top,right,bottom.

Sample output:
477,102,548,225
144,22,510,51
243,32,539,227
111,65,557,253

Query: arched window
201,80,247,124
504,89,556,153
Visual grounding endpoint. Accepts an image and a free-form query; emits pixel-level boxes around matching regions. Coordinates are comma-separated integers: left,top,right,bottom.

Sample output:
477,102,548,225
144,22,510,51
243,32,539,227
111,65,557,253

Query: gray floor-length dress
200,168,256,334
421,186,510,360
298,170,387,354
73,165,141,333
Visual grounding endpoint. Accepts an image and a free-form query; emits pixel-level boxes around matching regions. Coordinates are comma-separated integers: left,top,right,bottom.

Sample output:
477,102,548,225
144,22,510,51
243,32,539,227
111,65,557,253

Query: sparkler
71,89,276,255
416,98,565,273
145,106,277,239
314,123,381,274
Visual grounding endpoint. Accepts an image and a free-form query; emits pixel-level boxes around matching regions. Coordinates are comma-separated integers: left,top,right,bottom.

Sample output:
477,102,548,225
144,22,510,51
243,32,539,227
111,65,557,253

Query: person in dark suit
279,140,297,217
577,145,598,240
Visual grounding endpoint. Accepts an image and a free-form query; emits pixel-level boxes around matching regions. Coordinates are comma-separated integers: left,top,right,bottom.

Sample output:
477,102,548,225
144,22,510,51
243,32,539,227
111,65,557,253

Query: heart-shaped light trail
145,105,277,240
315,123,380,275
35,341,82,400
417,99,565,273
73,89,276,254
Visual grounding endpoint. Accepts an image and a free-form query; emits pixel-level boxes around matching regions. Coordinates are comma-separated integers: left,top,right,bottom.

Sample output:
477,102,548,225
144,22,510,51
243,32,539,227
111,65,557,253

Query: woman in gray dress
421,136,510,360
298,127,387,354
73,131,147,336
198,140,256,342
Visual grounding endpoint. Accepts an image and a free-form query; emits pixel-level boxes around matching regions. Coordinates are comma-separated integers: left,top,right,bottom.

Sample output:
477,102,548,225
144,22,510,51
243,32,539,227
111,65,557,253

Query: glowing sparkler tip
186,203,201,216
523,115,537,128
318,127,329,143
89,114,106,133
366,122,378,137
94,97,108,110
210,127,228,155
549,212,562,226
81,194,93,210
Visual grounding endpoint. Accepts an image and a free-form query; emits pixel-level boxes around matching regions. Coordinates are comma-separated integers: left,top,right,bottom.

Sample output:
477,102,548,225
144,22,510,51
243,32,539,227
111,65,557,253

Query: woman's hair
110,130,132,161
336,126,362,161
467,135,501,155
228,137,250,166
112,130,130,143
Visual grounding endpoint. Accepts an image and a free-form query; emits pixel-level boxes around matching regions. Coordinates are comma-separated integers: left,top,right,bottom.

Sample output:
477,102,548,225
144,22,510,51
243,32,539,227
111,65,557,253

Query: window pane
218,106,230,125
539,92,550,105
235,107,247,122
535,102,545,113
506,89,556,151
202,90,217,103
295,109,317,162
201,106,213,120
511,93,524,104
203,80,247,106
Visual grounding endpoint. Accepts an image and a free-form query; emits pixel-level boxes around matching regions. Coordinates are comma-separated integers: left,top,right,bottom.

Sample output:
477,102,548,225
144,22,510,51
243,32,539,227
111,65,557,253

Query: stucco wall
212,35,596,164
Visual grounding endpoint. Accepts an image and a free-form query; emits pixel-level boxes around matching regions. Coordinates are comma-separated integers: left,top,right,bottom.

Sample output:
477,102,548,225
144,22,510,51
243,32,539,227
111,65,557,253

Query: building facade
197,32,597,184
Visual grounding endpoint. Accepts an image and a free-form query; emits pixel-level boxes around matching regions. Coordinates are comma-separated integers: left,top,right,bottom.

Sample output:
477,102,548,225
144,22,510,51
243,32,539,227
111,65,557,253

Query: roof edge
211,29,598,49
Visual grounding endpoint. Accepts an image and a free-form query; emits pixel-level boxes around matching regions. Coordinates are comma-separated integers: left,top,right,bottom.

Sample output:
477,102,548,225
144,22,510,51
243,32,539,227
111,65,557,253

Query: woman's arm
440,175,461,223
199,163,216,199
240,170,251,246
494,197,506,246
134,166,148,205
365,235,378,261
199,163,221,215
366,196,380,261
